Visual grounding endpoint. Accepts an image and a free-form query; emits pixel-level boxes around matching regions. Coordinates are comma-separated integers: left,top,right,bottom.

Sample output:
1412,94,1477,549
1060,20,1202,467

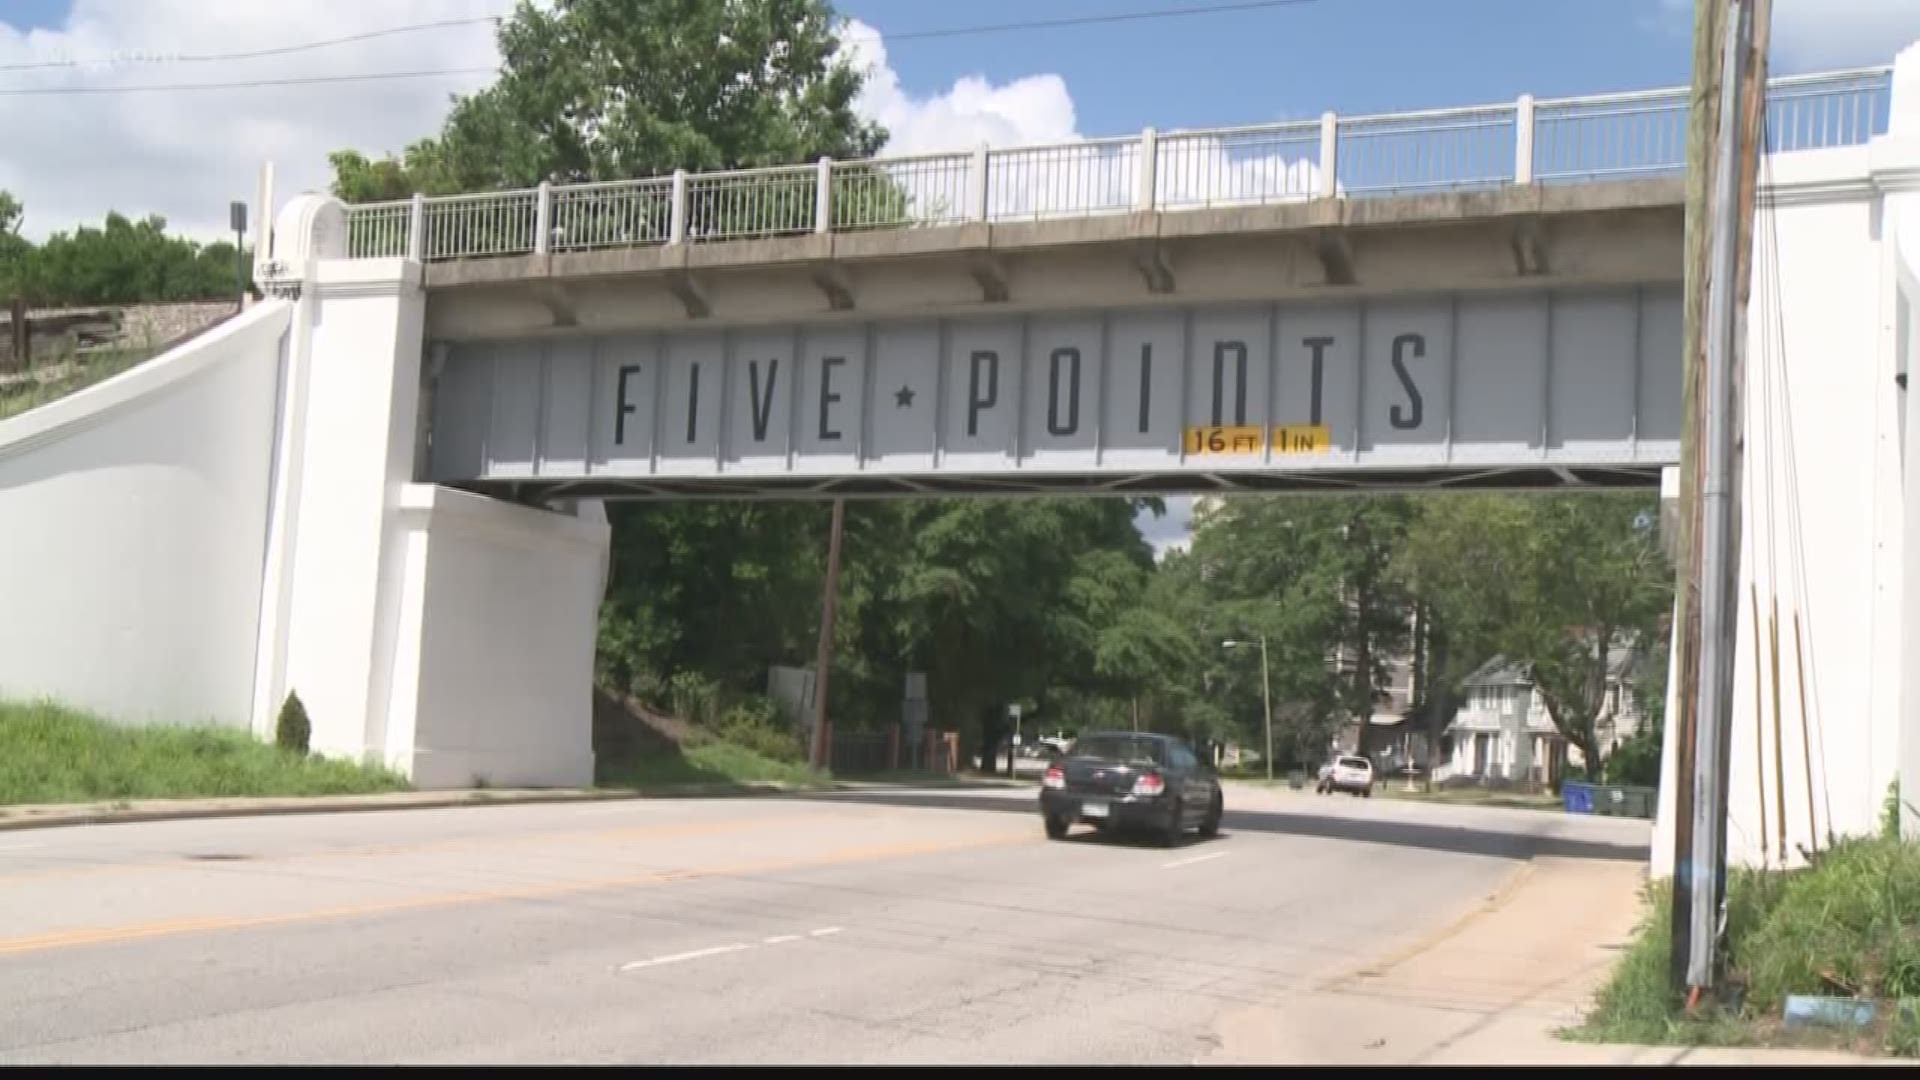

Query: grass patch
1375,785,1562,812
1573,835,1920,1057
0,699,408,804
598,738,828,790
0,346,155,422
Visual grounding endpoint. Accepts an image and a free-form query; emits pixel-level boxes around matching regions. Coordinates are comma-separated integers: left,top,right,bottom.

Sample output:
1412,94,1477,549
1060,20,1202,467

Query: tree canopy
330,0,882,202
0,193,245,307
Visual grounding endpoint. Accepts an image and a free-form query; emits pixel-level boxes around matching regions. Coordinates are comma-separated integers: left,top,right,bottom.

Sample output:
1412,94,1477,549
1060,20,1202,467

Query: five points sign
430,287,1681,491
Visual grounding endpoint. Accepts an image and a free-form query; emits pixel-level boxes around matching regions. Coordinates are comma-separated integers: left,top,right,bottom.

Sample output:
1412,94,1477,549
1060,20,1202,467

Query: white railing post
534,180,552,254
970,143,991,223
670,169,688,244
1136,127,1159,212
815,156,833,234
1319,111,1339,199
1128,126,1159,211
1514,94,1537,185
407,192,425,261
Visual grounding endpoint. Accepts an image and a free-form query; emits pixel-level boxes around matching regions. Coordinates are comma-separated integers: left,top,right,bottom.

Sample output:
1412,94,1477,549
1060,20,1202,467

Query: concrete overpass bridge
1,60,1917,882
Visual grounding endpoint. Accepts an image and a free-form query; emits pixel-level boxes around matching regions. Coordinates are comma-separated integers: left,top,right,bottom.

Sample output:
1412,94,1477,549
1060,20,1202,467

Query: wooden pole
8,297,26,371
808,499,846,771
1668,0,1729,994
1750,582,1769,866
1768,600,1786,860
1792,612,1819,845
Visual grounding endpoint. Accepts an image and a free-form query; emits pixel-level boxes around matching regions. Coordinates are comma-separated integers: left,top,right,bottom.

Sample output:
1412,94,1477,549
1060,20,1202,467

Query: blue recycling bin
1562,780,1595,815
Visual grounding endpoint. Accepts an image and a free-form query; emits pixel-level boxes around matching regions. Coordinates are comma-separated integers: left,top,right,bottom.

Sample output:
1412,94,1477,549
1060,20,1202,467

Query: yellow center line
0,830,1036,958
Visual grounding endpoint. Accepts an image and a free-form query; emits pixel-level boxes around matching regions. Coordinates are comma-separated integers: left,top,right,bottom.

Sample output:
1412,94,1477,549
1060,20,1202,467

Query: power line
0,68,497,96
0,0,1320,97
0,15,505,73
884,0,1320,42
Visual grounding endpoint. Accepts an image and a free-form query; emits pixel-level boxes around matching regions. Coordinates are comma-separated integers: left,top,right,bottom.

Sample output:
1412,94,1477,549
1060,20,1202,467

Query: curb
0,781,820,834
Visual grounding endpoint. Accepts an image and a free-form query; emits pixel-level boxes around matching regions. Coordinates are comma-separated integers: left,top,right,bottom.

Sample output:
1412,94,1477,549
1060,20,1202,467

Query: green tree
3,209,247,306
331,0,883,201
1398,493,1673,780
1185,495,1417,765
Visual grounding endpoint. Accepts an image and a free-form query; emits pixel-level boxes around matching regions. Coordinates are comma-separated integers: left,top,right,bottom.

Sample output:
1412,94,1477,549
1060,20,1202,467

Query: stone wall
1,299,236,366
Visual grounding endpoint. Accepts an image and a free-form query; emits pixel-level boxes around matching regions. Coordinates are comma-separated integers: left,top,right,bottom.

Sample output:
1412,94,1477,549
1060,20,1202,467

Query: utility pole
1670,0,1769,999
808,499,846,771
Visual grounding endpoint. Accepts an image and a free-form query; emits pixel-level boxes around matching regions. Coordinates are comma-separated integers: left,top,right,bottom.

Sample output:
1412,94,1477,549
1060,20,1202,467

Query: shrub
1736,836,1920,1011
711,696,806,765
667,671,724,727
275,691,311,755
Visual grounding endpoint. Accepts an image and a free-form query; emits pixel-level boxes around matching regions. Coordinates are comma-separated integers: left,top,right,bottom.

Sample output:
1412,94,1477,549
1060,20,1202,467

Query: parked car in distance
1317,754,1375,797
1040,731,1222,846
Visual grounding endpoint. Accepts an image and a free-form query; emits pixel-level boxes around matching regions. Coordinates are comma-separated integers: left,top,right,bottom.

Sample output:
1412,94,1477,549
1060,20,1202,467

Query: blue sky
838,0,1701,137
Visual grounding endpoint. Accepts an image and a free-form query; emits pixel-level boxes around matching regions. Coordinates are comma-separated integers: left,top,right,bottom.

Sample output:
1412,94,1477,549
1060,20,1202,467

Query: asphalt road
0,782,1649,1065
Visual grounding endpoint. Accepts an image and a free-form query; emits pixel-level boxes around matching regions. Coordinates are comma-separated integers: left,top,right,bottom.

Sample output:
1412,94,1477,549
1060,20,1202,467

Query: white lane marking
1162,851,1231,870
619,942,751,971
763,934,802,945
808,927,843,937
0,841,44,851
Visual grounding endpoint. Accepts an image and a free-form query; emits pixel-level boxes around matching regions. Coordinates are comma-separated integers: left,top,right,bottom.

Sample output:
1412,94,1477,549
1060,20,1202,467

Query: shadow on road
787,788,1650,863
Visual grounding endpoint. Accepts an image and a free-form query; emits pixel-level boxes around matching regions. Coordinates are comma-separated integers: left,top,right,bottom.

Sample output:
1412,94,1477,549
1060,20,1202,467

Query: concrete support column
1892,38,1920,836
254,199,429,767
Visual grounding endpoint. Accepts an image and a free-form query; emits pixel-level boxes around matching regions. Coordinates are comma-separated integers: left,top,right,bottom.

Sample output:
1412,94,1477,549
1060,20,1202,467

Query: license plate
1081,801,1110,819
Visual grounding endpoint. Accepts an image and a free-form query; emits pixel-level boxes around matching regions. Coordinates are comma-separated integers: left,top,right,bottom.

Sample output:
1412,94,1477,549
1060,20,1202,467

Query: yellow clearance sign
1183,426,1265,455
1182,425,1332,455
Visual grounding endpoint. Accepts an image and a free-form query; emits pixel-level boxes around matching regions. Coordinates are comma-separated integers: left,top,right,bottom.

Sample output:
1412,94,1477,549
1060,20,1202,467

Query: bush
667,671,724,727
275,691,311,755
1605,724,1663,787
708,696,806,765
1736,836,1920,1010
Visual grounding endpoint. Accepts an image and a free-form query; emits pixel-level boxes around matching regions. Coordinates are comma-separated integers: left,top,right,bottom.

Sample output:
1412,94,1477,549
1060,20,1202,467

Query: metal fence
340,65,1892,264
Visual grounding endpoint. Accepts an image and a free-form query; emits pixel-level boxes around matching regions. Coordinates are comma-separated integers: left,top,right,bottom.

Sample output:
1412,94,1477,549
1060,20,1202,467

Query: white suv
1317,755,1375,797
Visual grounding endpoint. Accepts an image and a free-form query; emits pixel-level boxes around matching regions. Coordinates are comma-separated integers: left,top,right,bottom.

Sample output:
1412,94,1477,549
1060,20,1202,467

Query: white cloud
0,6,1325,247
0,0,504,242
836,18,1324,226
1656,0,1920,71
1135,496,1196,561
838,19,1078,153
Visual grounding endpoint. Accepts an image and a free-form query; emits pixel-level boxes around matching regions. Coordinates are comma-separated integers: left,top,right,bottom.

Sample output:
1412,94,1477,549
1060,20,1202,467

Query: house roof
1461,645,1647,688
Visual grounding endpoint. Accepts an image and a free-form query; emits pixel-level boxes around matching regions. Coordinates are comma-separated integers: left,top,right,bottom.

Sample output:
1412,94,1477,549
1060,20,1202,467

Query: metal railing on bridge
342,66,1893,263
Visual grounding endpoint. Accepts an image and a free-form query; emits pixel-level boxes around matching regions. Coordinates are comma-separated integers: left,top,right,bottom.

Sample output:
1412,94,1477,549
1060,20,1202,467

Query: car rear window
1338,756,1371,770
1073,736,1168,766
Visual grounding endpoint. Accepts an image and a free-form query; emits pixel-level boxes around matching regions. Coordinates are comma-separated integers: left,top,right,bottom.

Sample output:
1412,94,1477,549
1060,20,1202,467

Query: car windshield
1072,736,1169,766
1338,756,1371,770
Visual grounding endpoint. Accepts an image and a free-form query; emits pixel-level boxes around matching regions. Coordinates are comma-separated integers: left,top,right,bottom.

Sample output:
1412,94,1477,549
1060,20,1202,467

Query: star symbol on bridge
894,385,916,408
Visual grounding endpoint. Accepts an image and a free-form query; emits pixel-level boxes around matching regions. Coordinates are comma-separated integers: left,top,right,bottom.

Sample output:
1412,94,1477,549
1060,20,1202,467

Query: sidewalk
1205,854,1894,1066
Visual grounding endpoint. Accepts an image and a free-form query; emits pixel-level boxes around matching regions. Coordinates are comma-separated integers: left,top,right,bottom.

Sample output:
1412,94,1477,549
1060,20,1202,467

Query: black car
1039,731,1223,846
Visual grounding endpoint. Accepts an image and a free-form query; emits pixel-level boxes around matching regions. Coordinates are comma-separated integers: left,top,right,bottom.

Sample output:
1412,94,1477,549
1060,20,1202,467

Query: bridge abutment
253,198,607,788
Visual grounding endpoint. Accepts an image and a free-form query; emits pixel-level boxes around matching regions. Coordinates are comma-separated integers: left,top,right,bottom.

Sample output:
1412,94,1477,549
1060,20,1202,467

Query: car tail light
1043,766,1065,789
1131,772,1166,797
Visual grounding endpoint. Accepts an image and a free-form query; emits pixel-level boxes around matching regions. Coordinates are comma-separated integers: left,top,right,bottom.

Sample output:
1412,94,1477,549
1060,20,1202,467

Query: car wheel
1200,792,1223,838
1362,788,1372,798
1044,815,1070,840
1157,808,1184,848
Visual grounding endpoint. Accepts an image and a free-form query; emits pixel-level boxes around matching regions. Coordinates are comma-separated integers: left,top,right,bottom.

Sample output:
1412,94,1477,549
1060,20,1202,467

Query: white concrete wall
244,195,613,787
1653,131,1919,875
261,258,429,763
1891,40,1920,839
0,301,291,726
382,486,609,788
